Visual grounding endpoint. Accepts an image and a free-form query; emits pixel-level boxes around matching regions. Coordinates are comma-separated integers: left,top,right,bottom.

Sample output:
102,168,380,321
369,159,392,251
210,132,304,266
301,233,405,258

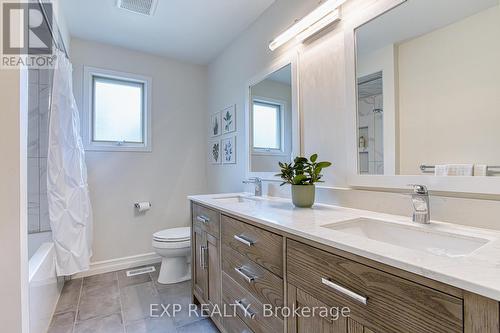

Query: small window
83,67,151,152
252,100,283,152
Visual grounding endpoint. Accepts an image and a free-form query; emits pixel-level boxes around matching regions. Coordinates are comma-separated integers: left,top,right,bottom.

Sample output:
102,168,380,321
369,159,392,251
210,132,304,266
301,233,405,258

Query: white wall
0,67,29,331
207,0,500,231
71,38,208,262
398,5,500,174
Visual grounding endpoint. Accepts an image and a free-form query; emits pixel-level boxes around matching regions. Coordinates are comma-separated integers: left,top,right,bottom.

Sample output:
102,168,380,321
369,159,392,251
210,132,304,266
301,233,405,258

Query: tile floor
48,264,219,333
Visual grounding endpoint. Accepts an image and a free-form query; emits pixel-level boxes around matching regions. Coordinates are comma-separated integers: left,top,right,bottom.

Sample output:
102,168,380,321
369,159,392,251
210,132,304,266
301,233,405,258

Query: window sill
84,143,152,152
252,150,288,157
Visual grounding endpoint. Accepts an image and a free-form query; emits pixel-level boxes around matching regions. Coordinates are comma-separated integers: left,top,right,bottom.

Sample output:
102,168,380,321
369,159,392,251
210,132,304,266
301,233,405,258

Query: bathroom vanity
190,194,500,333
189,0,500,330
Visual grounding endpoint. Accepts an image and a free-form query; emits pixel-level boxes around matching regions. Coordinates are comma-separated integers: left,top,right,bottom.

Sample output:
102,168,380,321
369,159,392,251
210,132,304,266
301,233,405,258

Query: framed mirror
245,56,300,180
346,0,500,194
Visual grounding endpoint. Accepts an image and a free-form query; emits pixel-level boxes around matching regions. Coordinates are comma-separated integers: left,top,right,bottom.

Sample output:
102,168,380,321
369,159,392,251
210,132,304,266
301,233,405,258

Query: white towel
435,164,473,176
434,165,448,176
447,164,473,176
474,165,488,176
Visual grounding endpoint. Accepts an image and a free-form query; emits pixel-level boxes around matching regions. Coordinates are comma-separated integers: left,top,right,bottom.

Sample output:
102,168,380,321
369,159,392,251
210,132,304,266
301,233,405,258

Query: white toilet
152,227,191,284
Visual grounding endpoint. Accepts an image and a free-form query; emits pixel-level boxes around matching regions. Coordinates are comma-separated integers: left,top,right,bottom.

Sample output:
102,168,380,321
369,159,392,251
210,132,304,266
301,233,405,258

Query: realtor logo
2,1,55,68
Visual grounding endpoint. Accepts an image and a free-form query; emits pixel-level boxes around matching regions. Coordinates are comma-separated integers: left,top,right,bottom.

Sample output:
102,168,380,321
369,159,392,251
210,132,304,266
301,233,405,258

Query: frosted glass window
253,101,282,150
92,77,144,143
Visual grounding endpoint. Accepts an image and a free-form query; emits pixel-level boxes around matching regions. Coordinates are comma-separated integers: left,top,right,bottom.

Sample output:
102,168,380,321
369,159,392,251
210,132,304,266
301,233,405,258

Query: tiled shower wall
358,93,384,175
28,68,53,234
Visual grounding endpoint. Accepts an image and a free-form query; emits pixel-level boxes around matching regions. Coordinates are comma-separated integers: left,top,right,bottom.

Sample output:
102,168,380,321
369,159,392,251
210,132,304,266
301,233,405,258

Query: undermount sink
212,195,258,204
322,218,489,257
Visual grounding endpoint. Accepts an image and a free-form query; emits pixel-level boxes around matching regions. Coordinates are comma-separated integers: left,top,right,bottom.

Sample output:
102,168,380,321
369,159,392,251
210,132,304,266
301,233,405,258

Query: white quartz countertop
188,193,500,301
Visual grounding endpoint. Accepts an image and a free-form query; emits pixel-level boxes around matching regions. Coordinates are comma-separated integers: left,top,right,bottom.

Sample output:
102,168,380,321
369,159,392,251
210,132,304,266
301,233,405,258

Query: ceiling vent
116,0,158,16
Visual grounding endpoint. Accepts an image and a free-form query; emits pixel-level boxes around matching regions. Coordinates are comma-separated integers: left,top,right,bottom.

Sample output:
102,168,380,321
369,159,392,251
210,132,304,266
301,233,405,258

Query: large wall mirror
246,57,300,179
349,0,500,194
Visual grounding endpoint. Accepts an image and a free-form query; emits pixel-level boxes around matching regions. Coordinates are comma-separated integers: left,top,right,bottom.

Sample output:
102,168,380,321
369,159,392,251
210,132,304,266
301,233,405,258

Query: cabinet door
288,284,376,333
206,232,221,324
193,225,207,300
347,320,375,333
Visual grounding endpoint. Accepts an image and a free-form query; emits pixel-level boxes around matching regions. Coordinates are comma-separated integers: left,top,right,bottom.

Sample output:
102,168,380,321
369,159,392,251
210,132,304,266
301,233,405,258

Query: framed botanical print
222,105,236,134
221,136,236,164
209,139,221,164
210,112,221,137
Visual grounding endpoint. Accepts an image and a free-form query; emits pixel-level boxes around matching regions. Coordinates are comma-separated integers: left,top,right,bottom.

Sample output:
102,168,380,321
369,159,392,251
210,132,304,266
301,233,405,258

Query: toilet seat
153,227,190,243
152,239,190,249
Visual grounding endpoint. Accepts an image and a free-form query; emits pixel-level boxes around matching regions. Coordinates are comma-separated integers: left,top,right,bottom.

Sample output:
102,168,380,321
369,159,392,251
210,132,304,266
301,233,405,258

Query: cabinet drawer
222,245,283,310
221,215,283,277
192,203,220,237
287,240,463,333
223,310,254,333
222,272,283,333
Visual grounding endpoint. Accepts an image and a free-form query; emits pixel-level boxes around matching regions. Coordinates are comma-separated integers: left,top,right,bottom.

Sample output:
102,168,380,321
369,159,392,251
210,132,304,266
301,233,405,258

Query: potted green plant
276,154,332,208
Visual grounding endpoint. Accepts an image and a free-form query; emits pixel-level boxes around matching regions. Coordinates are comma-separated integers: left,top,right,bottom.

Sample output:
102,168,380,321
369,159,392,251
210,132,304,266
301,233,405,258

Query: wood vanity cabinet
287,284,374,333
191,203,221,325
190,202,500,333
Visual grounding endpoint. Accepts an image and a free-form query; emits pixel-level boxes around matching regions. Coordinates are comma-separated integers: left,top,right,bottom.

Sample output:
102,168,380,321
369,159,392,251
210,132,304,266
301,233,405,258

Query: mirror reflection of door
250,64,292,173
358,72,384,175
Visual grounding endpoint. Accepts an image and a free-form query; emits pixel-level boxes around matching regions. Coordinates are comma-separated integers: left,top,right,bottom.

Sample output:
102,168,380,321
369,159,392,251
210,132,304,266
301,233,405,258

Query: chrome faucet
409,184,430,224
243,177,263,197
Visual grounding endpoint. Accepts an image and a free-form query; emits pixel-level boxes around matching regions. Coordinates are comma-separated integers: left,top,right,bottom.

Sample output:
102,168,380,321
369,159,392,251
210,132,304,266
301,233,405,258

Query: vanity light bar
296,9,341,42
269,0,346,51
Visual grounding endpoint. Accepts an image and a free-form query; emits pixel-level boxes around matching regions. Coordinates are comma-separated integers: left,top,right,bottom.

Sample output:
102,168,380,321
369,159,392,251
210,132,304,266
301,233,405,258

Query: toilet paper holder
134,202,152,212
134,202,151,208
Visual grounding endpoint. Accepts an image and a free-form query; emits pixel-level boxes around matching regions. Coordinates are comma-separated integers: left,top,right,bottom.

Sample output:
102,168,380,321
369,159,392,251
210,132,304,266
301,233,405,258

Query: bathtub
28,234,63,333
28,231,53,259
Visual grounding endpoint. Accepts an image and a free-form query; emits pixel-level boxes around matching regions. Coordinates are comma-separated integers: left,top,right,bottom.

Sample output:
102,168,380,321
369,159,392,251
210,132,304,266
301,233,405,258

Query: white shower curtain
47,50,93,276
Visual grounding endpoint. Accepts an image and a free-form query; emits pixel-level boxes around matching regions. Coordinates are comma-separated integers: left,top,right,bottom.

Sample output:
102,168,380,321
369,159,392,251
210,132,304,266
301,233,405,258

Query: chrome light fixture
269,0,345,51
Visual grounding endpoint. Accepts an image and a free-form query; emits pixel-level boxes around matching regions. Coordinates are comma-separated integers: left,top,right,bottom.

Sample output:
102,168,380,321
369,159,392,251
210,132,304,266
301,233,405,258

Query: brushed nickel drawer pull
199,246,204,268
200,246,208,269
203,247,208,269
196,215,210,224
234,267,256,283
235,300,256,319
321,278,368,305
234,234,255,246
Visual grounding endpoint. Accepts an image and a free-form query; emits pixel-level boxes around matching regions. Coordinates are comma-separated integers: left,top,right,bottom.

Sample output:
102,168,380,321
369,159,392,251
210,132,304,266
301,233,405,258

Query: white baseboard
73,252,161,279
